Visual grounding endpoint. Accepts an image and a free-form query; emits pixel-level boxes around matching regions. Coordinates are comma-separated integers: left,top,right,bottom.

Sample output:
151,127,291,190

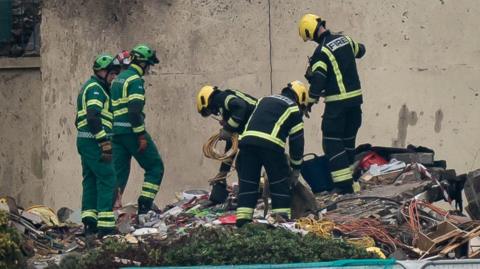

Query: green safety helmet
92,54,117,71
131,44,159,65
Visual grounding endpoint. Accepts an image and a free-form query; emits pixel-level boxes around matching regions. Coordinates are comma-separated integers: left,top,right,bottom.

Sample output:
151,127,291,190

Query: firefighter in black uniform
196,86,257,203
298,14,366,194
236,81,307,227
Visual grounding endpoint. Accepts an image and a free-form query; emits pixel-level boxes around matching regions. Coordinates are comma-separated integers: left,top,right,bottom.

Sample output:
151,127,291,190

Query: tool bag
300,153,334,193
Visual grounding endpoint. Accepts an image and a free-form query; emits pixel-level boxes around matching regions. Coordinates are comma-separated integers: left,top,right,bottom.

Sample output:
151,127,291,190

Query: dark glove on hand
99,141,112,163
137,134,148,154
219,128,233,141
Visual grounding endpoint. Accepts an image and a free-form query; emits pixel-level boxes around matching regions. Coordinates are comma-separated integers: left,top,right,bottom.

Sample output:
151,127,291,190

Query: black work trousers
235,145,291,221
322,104,362,189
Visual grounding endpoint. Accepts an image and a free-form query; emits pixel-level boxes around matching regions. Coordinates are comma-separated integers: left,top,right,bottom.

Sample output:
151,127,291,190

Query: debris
132,228,160,236
25,205,61,227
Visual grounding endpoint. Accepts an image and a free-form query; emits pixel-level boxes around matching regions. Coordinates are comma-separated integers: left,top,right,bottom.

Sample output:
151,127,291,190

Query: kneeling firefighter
236,81,306,227
197,86,257,203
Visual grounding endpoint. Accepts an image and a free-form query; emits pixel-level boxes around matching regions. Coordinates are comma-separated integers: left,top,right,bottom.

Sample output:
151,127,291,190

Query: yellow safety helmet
298,13,323,42
196,85,216,114
288,80,308,106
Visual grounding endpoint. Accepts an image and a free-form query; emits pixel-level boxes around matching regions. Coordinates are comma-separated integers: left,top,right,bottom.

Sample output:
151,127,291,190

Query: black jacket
239,93,304,169
306,30,365,106
210,89,257,133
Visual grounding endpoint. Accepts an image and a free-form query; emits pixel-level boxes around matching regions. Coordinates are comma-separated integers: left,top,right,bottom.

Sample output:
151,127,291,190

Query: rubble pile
3,144,480,268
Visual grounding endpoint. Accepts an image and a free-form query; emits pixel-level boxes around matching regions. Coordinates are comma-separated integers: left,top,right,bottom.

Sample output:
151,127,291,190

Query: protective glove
304,96,318,119
137,134,148,154
99,141,112,162
289,169,301,187
218,128,233,141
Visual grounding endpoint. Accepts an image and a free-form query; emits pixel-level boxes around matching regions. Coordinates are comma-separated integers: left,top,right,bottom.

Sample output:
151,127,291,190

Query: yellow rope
203,132,239,184
346,236,376,248
202,133,239,161
295,218,335,237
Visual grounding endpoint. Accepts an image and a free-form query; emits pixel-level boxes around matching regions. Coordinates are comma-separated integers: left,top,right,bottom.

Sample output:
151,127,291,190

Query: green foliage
0,210,25,269
162,224,376,266
58,224,378,268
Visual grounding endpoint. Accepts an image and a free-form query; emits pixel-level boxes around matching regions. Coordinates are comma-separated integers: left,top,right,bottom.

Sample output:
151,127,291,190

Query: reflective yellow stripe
243,98,262,131
78,82,103,119
140,191,156,199
233,90,257,105
133,125,145,133
272,106,299,138
129,94,145,102
101,110,113,120
77,119,87,128
98,212,115,218
86,99,103,108
346,36,360,56
113,107,129,116
101,119,112,129
227,118,240,128
81,210,98,220
331,167,353,182
331,167,352,177
122,75,141,99
131,64,144,76
290,158,303,166
289,122,304,135
322,47,346,95
345,36,355,55
312,60,328,73
111,98,128,106
95,130,107,140
224,95,236,110
240,130,285,148
324,89,362,102
332,174,352,182
272,208,292,216
143,182,159,192
236,207,254,220
97,220,116,228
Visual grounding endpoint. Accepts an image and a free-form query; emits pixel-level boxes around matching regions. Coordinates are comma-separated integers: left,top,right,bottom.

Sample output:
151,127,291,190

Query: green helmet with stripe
130,44,159,65
92,54,116,71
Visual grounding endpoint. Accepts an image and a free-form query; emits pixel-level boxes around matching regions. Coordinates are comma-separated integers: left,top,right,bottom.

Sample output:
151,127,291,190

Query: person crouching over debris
196,86,257,204
110,44,164,216
236,81,307,227
76,54,120,236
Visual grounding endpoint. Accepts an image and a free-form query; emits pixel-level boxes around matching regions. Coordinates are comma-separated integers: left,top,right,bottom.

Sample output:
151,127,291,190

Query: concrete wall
37,0,480,209
0,67,43,206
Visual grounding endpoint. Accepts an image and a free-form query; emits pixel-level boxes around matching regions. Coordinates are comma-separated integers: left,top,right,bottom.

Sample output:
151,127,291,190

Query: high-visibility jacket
211,89,257,133
110,64,146,135
239,93,304,169
75,76,113,141
307,30,366,105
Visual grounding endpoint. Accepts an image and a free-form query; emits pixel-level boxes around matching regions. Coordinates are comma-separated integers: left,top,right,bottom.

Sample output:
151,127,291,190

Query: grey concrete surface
0,69,43,206
2,0,479,209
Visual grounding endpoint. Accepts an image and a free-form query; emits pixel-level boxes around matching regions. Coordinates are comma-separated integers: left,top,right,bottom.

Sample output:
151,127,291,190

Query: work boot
236,219,252,228
138,197,153,215
331,181,354,195
97,228,116,239
209,179,229,204
83,219,98,236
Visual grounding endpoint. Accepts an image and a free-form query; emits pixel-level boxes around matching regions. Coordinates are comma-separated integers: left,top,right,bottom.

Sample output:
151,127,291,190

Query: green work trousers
112,132,164,208
77,137,116,232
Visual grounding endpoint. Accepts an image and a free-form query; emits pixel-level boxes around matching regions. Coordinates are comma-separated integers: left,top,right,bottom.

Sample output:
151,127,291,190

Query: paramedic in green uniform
76,54,120,236
110,44,164,215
